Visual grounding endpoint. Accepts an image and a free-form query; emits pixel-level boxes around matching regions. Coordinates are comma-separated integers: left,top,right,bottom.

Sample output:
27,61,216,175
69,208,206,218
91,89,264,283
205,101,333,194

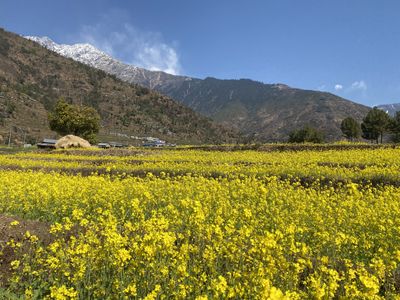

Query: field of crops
1,145,400,299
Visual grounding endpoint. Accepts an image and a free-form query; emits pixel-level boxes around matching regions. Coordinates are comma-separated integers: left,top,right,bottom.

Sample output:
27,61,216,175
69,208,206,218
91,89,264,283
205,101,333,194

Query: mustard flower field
1,145,400,299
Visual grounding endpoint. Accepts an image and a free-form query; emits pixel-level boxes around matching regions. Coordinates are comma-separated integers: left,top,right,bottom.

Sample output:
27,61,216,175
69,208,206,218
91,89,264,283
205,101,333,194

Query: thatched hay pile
55,135,91,149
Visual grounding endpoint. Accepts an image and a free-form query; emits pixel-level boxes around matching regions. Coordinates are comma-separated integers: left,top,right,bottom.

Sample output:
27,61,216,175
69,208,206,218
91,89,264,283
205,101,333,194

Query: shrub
288,125,324,143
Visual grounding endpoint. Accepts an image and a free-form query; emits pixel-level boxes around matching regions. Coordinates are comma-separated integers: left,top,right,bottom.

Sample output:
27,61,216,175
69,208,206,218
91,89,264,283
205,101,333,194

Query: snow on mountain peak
25,36,58,50
25,35,114,64
24,35,191,89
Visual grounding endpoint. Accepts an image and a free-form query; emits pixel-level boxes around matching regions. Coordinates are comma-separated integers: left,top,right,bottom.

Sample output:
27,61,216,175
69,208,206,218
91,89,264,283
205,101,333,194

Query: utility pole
8,126,11,147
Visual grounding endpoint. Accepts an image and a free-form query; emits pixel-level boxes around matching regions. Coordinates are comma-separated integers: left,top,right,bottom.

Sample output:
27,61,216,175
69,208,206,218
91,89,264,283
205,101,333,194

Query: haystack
55,135,91,149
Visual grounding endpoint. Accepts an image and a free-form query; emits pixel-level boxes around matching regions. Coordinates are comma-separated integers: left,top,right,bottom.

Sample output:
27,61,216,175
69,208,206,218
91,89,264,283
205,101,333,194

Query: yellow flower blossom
1,147,400,298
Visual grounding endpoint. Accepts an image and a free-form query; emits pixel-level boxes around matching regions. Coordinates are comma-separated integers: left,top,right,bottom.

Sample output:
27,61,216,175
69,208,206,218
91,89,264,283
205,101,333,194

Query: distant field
1,145,400,299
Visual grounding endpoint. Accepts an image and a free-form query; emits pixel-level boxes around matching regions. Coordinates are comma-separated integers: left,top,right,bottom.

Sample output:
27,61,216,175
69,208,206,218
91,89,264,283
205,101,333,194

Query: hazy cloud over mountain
76,12,182,75
334,84,343,91
350,80,367,91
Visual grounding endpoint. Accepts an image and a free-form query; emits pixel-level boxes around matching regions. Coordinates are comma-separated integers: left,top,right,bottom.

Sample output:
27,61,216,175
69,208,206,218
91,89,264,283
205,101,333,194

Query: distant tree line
340,107,400,144
288,126,324,143
288,107,400,144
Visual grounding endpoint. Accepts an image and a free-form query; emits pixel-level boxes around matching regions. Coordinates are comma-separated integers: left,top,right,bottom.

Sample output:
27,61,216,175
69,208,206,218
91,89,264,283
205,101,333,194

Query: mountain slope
0,28,237,145
27,36,371,141
163,78,371,141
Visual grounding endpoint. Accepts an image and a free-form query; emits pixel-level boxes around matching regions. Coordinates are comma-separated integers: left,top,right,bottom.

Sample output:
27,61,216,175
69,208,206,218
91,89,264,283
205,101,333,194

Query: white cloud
76,16,182,75
334,84,343,91
317,84,326,91
135,42,180,75
350,80,367,91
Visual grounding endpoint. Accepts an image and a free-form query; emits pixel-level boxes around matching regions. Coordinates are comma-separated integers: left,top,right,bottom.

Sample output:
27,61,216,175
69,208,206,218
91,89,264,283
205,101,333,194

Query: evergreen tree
389,111,400,143
361,107,390,144
340,117,361,141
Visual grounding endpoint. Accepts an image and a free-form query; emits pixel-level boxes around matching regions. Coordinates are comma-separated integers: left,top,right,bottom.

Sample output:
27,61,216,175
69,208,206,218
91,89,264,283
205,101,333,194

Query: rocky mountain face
27,36,371,141
0,28,237,145
377,103,400,116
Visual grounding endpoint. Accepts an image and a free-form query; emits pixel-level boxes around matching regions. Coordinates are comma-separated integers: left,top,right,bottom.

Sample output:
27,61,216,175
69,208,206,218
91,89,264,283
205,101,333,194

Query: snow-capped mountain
0,29,237,144
25,36,191,90
377,103,400,116
24,35,371,142
26,36,113,65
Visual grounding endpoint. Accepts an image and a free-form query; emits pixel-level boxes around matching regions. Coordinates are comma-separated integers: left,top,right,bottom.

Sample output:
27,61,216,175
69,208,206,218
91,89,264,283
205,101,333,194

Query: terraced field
1,145,400,299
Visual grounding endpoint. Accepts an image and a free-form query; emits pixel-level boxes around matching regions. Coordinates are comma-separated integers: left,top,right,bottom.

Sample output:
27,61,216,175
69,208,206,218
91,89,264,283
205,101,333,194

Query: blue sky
1,0,400,106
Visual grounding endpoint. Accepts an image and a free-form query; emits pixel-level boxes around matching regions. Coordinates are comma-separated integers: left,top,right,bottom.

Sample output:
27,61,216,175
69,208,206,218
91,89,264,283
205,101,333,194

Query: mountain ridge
26,35,371,141
25,35,191,91
0,28,237,145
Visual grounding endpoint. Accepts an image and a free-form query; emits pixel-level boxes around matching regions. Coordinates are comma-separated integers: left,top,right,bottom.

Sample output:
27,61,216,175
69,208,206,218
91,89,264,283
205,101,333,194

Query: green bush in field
288,125,324,143
48,98,100,143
